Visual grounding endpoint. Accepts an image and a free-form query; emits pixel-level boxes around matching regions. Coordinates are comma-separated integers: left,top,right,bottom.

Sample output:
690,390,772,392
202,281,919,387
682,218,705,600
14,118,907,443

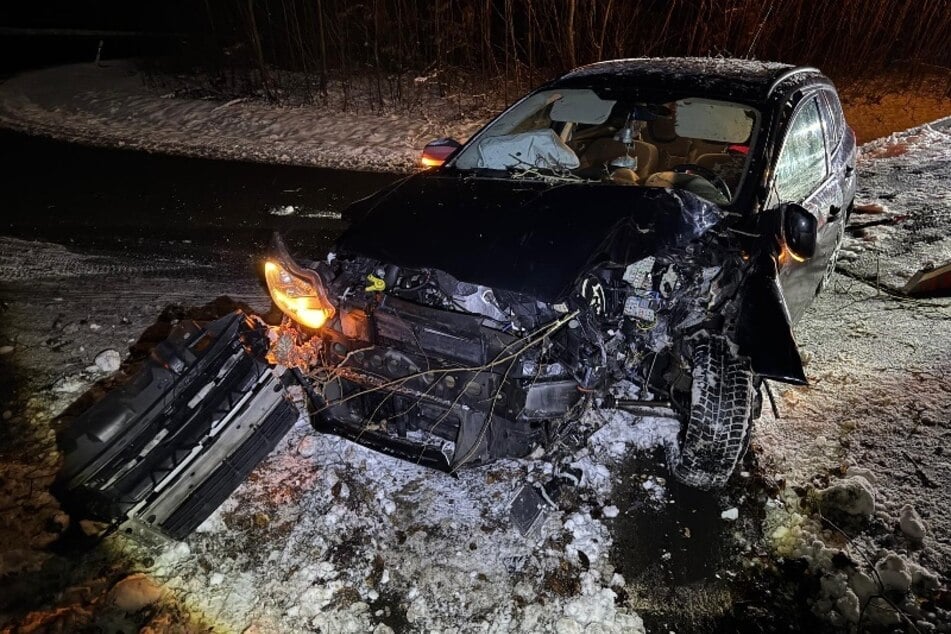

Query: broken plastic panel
903,261,951,297
509,482,555,536
56,312,301,541
667,189,726,245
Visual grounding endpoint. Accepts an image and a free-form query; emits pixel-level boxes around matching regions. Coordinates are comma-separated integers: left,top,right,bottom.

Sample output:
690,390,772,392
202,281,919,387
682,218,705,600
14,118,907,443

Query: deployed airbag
473,129,580,170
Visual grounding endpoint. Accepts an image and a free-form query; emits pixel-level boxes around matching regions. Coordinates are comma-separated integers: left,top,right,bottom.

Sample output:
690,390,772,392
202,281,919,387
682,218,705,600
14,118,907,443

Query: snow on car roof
551,57,808,103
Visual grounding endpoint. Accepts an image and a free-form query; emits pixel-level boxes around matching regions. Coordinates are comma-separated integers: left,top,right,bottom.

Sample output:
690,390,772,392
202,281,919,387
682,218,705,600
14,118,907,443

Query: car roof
547,57,826,105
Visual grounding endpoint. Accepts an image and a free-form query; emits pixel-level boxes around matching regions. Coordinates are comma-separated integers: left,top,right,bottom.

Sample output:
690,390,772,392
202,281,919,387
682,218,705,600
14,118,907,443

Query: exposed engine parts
286,223,747,473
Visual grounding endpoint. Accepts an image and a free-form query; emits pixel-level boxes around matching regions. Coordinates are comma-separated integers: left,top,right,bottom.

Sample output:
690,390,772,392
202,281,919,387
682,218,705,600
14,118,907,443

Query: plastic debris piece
902,260,951,296
510,483,554,536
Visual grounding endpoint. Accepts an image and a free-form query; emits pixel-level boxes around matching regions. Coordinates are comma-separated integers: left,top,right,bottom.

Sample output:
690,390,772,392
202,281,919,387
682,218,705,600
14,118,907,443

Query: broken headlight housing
264,248,336,330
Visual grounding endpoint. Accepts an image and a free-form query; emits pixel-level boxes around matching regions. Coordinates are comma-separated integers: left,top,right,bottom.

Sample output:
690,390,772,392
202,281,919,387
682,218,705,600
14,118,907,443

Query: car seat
579,138,658,179
645,118,691,169
687,140,727,163
609,167,639,185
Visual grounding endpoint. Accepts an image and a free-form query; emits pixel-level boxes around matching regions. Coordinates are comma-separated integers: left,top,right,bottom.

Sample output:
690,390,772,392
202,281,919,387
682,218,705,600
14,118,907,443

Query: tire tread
670,335,753,489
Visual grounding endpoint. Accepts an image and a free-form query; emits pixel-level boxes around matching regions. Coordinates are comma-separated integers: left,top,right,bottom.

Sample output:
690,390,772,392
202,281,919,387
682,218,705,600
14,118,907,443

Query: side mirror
420,138,462,168
781,203,817,260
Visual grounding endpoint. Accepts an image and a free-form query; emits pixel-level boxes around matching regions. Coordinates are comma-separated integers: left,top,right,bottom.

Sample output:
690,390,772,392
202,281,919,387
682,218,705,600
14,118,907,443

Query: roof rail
768,67,821,97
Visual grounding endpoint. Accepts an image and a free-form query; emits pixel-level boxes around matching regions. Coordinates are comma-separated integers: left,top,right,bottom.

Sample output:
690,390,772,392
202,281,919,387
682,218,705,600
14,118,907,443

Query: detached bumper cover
55,305,575,541
56,311,299,540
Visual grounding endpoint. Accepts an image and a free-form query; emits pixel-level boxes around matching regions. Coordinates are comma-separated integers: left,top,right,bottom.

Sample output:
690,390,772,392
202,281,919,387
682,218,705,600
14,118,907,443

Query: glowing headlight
264,260,335,329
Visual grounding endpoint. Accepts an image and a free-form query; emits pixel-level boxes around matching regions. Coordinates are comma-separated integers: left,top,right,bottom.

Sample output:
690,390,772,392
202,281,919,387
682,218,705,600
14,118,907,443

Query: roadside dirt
838,71,951,144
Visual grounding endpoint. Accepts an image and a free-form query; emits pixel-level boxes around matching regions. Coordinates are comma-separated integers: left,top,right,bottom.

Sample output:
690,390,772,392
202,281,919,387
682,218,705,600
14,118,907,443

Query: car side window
773,97,828,203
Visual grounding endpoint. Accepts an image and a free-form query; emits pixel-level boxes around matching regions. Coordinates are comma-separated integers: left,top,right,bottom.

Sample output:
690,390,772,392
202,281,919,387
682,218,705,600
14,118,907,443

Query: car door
768,93,840,323
816,88,858,272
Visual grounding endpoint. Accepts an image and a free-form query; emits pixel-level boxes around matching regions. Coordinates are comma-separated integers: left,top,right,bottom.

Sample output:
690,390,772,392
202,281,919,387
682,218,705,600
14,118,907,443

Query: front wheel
669,335,754,490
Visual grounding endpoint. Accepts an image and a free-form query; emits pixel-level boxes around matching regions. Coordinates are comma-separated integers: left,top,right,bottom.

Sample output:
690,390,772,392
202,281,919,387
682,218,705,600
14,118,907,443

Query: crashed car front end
265,184,755,476
54,60,848,544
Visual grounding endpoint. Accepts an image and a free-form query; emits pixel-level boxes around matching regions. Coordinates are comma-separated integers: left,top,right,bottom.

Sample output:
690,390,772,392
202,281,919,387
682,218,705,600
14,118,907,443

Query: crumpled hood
338,172,724,302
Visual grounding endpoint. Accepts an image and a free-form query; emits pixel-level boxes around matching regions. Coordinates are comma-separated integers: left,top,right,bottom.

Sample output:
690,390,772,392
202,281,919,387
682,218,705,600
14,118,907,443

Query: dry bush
149,0,951,105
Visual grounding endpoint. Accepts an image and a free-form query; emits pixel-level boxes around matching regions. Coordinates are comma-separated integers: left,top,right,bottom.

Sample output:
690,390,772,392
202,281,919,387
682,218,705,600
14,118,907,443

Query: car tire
669,335,753,490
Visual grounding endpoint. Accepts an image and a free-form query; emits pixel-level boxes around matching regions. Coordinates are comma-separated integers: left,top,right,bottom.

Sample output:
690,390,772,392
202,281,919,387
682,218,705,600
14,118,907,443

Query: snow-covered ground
750,117,951,630
837,118,951,292
0,62,493,173
1,118,950,631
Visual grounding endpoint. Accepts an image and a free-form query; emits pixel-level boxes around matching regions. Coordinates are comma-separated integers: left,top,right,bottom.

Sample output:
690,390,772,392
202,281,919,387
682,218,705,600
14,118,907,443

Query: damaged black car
58,58,856,540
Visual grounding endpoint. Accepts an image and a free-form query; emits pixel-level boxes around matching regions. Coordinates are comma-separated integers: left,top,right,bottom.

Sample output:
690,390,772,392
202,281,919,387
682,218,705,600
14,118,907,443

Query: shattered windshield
451,88,759,206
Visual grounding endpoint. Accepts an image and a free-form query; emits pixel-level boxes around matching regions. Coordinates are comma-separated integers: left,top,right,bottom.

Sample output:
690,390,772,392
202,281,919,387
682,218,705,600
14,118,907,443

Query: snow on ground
836,116,951,292
135,408,651,633
0,62,492,173
0,235,211,282
1,112,950,631
0,233,658,630
753,120,951,629
755,271,950,628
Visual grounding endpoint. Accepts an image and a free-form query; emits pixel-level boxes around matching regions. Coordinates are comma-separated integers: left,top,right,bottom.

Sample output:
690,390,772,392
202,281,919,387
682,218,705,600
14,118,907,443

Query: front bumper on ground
56,312,300,540
55,305,583,540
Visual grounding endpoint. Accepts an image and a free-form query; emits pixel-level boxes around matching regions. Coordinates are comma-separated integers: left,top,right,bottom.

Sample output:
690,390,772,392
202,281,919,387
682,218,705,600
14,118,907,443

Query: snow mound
0,61,487,173
839,117,951,292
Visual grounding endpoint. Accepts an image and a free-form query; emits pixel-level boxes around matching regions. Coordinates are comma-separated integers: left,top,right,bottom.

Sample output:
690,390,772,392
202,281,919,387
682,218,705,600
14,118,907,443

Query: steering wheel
671,163,732,201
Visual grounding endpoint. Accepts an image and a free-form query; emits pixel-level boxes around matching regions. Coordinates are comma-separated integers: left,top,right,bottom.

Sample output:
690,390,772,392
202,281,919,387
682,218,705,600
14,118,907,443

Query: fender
736,256,808,385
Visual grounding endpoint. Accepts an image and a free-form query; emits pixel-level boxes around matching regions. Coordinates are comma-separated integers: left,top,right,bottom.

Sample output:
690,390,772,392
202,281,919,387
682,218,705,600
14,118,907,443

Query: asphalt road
0,131,399,442
0,132,399,265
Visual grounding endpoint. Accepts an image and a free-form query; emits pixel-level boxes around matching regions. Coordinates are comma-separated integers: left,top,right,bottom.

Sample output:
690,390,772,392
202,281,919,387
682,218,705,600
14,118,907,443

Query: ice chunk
720,507,739,521
874,553,911,594
898,504,926,542
815,476,875,522
94,349,122,373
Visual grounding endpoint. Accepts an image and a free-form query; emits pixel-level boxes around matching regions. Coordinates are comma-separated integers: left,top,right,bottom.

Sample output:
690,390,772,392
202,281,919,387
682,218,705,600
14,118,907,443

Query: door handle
829,205,842,218
844,165,854,177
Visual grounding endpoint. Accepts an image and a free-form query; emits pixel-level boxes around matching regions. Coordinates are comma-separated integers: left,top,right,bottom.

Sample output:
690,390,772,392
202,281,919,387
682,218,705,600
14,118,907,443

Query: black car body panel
339,174,724,302
736,259,808,385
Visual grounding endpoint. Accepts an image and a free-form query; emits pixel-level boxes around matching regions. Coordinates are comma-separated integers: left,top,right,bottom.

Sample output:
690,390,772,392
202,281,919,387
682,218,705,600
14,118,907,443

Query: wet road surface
0,132,399,266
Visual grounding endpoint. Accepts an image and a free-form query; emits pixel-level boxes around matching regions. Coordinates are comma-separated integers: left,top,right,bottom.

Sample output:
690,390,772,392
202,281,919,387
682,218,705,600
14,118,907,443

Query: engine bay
278,227,747,469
